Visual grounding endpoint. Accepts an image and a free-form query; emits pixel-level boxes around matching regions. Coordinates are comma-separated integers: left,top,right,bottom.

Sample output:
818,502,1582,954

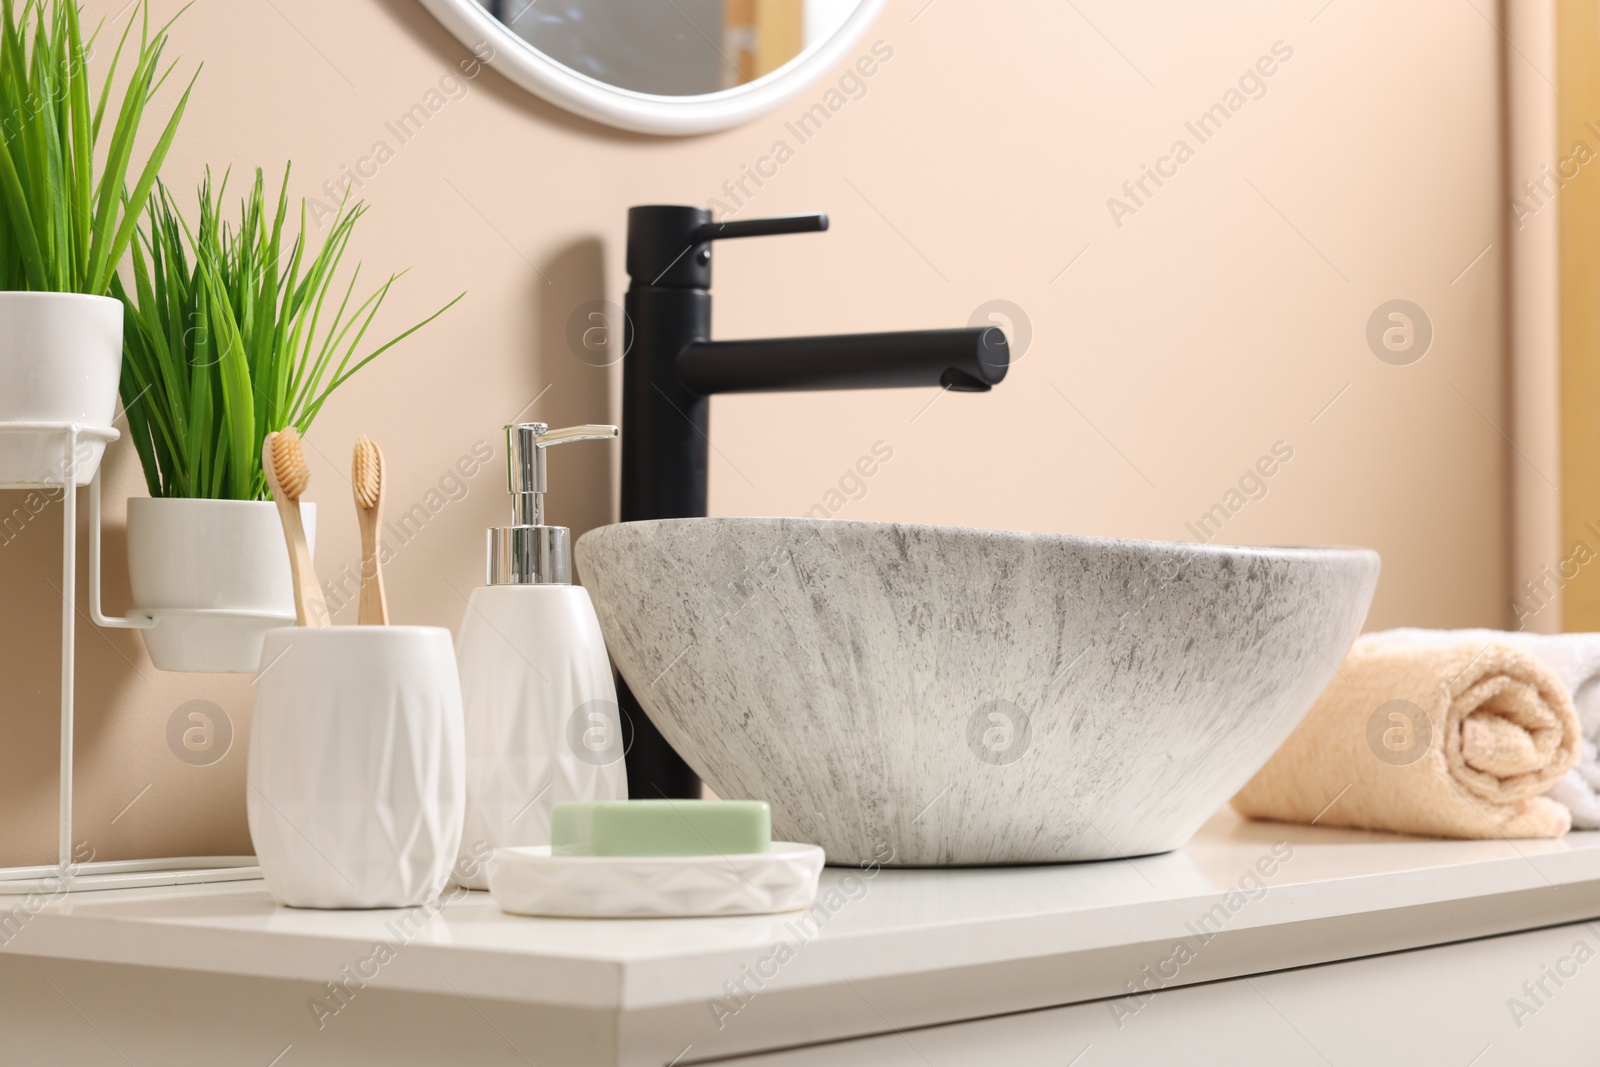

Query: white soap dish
486,842,826,918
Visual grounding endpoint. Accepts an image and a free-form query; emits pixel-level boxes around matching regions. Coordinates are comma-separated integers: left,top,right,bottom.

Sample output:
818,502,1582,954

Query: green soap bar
551,800,771,857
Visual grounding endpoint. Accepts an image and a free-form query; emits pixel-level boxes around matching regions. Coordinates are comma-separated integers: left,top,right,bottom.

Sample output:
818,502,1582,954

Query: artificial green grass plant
114,167,462,499
0,0,194,294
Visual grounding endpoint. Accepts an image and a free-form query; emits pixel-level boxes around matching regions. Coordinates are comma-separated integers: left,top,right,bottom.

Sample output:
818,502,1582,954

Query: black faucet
617,205,1010,799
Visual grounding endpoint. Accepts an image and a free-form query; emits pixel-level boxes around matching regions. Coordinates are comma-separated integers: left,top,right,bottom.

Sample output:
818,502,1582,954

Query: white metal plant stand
0,422,260,894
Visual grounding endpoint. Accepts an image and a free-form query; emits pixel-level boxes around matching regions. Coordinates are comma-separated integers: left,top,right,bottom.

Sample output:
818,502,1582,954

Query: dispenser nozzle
492,423,620,585
506,423,620,526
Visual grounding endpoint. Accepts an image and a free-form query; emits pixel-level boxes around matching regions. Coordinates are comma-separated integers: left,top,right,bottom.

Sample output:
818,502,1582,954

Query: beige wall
0,0,1510,865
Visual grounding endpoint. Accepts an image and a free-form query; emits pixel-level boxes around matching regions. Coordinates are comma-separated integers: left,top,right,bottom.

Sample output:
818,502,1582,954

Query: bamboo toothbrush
352,435,389,626
263,428,329,627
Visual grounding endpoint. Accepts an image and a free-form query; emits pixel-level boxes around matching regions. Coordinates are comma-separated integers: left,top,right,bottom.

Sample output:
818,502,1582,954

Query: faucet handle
693,214,829,242
627,206,830,288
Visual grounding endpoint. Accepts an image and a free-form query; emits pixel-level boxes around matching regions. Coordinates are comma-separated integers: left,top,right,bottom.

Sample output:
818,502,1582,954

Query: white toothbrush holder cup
248,627,466,909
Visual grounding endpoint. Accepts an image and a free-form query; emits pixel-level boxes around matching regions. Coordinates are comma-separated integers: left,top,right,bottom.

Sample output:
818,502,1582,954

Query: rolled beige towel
1232,637,1582,839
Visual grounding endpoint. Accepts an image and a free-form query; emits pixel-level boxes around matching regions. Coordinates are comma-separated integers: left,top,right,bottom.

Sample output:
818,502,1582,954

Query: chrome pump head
488,423,619,585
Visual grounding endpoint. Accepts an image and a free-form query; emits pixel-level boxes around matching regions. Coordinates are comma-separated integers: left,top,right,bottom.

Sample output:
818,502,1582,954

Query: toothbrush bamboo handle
263,435,329,628
358,509,389,626
284,504,328,627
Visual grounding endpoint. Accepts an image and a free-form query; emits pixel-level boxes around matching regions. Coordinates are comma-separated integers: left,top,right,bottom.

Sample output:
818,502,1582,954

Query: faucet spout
678,328,1008,396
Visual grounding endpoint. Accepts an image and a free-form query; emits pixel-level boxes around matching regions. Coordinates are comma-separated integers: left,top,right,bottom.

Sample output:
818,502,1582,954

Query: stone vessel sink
575,519,1379,867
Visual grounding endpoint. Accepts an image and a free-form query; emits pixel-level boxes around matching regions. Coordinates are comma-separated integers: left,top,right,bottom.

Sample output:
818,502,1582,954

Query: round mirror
419,0,887,135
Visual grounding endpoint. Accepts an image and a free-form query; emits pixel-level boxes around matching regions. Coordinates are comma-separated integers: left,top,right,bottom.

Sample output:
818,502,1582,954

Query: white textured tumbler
248,626,465,909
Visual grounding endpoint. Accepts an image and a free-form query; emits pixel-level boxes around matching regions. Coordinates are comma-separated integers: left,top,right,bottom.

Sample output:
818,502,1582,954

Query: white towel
1373,629,1600,829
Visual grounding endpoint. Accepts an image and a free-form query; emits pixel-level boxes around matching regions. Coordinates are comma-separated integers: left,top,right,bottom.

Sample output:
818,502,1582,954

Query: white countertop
5,811,1599,1062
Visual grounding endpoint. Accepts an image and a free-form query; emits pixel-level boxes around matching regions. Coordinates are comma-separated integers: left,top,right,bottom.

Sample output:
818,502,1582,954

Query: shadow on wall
0,493,136,863
537,237,618,542
0,476,259,868
0,498,97,836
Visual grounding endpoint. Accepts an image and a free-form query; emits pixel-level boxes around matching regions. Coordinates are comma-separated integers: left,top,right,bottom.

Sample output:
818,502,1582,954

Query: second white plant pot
0,292,123,487
248,627,466,909
126,498,317,672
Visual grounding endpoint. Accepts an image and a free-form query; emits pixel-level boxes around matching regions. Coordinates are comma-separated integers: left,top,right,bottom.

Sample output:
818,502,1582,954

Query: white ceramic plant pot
0,292,123,488
125,498,317,672
127,498,317,609
248,627,466,909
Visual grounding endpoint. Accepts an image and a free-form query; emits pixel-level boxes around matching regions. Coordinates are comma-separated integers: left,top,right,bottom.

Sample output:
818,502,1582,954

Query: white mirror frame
418,0,888,136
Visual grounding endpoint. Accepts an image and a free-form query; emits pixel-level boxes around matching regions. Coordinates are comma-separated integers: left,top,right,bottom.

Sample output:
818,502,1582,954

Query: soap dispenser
455,422,627,890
